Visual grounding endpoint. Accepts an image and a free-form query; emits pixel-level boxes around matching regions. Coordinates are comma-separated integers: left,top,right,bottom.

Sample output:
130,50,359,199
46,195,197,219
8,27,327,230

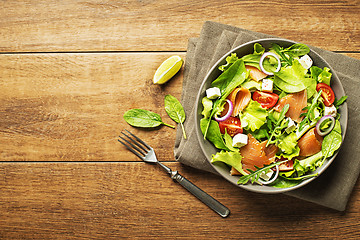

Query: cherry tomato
316,83,335,107
252,91,279,109
218,117,242,137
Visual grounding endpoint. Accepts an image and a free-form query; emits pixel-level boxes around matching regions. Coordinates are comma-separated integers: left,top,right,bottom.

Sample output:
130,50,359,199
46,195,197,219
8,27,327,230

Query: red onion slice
316,115,335,136
215,99,233,122
258,165,279,185
259,52,281,75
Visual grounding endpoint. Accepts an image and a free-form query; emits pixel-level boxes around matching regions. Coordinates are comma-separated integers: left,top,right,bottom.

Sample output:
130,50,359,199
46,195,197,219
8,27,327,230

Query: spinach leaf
124,109,175,129
310,66,323,81
200,118,229,151
270,43,292,66
283,43,310,57
211,59,247,94
321,120,342,159
164,94,187,139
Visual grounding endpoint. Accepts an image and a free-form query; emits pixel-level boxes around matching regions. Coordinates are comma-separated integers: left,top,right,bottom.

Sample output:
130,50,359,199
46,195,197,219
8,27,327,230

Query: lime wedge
153,55,183,84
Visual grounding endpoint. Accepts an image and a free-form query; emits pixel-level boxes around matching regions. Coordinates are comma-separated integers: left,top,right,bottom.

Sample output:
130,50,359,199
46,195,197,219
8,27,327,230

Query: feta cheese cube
232,133,248,148
261,78,273,92
206,87,221,99
260,169,274,181
324,104,337,117
285,118,296,133
298,54,313,69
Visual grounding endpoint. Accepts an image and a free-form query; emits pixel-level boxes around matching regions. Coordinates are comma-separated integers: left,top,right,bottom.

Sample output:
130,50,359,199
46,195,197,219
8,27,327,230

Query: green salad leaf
270,43,310,67
273,59,316,98
201,97,213,119
277,132,300,160
321,120,342,159
298,151,323,173
334,96,348,108
240,100,268,132
200,118,229,151
310,66,332,85
283,43,310,57
123,109,175,129
211,59,247,94
211,150,247,176
241,79,261,91
223,131,239,152
218,53,239,71
164,94,187,139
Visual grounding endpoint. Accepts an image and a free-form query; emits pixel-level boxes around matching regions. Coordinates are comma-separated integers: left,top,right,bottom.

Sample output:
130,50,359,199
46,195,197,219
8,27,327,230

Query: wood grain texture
1,1,360,238
0,53,184,162
0,162,359,239
0,0,359,52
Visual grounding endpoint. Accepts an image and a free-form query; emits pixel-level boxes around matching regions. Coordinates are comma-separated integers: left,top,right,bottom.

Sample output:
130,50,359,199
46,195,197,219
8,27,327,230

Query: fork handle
171,171,230,218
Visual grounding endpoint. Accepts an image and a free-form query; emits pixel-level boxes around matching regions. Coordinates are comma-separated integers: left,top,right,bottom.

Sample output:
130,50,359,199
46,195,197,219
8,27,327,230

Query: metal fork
118,130,230,218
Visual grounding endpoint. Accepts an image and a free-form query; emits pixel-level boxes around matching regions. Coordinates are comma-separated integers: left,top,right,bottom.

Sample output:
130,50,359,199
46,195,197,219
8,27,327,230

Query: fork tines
118,130,151,160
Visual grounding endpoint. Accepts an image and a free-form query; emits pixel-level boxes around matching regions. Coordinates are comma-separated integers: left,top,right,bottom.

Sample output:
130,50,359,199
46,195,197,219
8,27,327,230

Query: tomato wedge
218,116,242,137
316,83,335,107
252,91,279,109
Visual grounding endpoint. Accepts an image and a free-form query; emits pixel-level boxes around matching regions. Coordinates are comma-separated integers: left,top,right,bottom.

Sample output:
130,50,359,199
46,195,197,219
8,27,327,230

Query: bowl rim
195,38,348,194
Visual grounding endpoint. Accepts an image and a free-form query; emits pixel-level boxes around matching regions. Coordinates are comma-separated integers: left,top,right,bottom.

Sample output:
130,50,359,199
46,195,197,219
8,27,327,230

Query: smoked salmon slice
245,65,268,81
227,87,251,116
231,135,277,175
298,128,323,157
273,90,307,123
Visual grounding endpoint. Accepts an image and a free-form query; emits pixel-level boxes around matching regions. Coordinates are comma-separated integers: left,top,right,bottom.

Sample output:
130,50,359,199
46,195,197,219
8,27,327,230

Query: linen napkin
174,21,360,211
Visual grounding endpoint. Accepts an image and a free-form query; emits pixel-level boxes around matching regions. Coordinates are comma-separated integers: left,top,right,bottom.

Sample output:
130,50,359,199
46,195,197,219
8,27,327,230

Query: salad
200,42,347,188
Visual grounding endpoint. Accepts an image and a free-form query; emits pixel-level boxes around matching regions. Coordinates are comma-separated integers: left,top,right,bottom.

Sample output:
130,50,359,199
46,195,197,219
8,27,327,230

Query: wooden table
1,1,359,239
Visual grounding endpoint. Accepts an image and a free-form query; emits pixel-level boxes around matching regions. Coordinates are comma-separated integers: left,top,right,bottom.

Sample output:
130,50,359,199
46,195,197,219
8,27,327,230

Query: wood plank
0,0,359,52
0,162,359,239
0,53,185,162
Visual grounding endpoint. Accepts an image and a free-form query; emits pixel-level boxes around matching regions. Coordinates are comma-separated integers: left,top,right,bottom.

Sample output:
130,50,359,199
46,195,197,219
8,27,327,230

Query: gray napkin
174,21,360,211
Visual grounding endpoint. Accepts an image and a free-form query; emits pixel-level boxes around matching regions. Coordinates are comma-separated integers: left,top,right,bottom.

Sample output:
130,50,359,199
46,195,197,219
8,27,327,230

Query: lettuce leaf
240,100,268,132
298,151,323,172
218,53,239,71
274,59,316,98
270,176,302,188
223,131,238,152
277,132,300,160
241,79,261,91
311,66,332,85
201,97,213,119
318,67,332,86
211,150,247,176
